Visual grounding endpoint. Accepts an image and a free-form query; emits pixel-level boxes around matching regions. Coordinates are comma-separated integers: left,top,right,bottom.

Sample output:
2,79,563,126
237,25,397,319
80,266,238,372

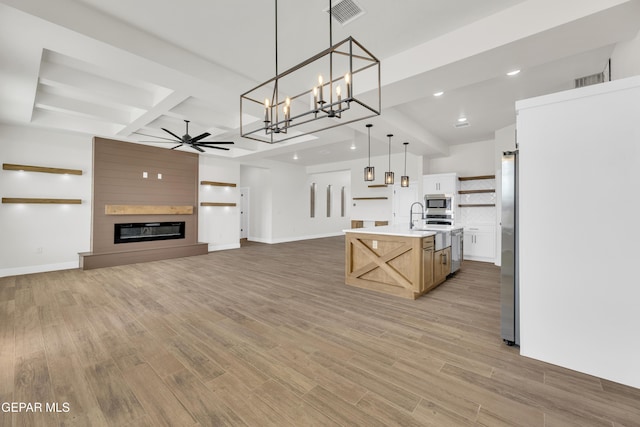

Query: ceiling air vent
575,72,605,88
325,0,365,26
454,122,470,128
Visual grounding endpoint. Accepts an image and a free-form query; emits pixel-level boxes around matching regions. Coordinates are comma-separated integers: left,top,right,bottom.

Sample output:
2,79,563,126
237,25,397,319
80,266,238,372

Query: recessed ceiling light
433,91,444,97
458,117,467,122
507,69,521,76
293,154,298,160
350,144,356,150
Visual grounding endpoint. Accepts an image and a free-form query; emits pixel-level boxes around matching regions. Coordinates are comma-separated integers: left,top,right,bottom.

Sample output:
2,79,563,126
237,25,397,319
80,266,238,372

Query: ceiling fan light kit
240,0,381,144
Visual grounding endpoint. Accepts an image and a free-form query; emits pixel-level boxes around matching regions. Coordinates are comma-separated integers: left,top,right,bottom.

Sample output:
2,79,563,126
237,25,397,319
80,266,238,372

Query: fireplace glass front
114,222,185,244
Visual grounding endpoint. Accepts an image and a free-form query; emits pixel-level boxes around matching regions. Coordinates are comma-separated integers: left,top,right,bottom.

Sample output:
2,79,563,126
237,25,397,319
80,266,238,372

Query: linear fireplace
114,222,185,244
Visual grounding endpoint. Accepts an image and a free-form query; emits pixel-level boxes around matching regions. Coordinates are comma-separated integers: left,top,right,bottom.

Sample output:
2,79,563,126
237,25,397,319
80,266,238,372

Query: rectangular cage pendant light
240,36,380,144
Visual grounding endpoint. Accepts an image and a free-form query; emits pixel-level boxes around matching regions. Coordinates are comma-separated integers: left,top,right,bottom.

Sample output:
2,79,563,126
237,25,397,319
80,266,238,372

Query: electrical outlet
372,240,378,249
36,247,43,254
142,171,148,178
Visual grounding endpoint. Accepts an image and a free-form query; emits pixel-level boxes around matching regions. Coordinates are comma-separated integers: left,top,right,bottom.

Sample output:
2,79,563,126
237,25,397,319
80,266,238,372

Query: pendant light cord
368,127,371,166
388,136,391,170
329,0,332,48
404,144,407,175
275,0,278,76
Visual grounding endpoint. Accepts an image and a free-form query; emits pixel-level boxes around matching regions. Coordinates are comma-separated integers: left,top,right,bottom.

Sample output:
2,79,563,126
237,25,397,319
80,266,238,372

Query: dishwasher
450,228,463,273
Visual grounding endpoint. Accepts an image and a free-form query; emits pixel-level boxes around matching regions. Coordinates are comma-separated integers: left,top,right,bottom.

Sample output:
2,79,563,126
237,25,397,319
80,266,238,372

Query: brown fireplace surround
79,137,208,269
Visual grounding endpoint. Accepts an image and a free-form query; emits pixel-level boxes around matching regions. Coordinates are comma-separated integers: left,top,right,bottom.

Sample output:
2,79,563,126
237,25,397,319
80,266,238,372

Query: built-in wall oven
424,194,453,211
424,194,454,225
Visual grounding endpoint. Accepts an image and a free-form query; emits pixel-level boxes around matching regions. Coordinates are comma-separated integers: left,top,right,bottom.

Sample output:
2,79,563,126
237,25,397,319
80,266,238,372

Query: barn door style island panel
345,225,453,299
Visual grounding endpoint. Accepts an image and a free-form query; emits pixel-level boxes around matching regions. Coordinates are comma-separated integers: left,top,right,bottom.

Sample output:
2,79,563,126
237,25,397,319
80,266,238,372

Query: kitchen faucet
409,202,424,229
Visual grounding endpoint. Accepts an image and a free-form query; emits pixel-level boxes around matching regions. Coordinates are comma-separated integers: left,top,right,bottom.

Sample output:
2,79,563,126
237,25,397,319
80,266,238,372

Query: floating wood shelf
458,175,495,181
3,163,82,175
367,184,388,188
458,189,495,194
200,181,237,187
2,198,82,204
105,205,193,215
458,204,496,207
200,202,237,207
353,197,388,200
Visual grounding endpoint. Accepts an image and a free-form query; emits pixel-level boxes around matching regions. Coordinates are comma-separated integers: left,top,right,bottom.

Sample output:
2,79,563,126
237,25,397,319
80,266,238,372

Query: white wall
427,139,495,176
611,28,640,80
310,151,423,225
199,156,241,251
516,76,640,389
0,125,92,277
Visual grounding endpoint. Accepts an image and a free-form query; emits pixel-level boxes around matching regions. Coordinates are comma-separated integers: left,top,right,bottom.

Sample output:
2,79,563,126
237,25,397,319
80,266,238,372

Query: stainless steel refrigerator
501,150,519,346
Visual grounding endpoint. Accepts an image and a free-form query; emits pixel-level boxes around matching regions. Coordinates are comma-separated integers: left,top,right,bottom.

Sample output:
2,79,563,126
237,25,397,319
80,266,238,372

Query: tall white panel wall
0,125,92,276
517,76,640,388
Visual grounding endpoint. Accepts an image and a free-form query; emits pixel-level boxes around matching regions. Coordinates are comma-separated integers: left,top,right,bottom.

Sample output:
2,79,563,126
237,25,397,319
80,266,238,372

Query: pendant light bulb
385,133,394,185
364,124,374,182
401,142,409,187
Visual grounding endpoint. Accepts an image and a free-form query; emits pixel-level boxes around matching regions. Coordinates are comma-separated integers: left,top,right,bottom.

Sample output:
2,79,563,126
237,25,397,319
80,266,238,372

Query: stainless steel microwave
425,194,452,210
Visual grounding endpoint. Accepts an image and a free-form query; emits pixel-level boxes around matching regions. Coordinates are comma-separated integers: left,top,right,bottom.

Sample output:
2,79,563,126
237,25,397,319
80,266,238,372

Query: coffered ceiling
1,0,639,166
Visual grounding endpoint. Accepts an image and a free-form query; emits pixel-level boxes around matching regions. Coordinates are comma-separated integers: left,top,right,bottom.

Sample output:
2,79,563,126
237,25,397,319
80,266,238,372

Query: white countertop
344,224,437,238
344,223,463,238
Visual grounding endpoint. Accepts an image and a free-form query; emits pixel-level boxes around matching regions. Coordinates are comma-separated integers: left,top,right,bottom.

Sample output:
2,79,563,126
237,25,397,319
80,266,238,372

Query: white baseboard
0,261,79,278
208,243,241,252
248,232,344,245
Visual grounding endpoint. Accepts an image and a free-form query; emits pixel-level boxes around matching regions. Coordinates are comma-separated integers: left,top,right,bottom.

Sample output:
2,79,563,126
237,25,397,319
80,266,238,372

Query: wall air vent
575,72,605,88
454,122,470,128
325,0,365,26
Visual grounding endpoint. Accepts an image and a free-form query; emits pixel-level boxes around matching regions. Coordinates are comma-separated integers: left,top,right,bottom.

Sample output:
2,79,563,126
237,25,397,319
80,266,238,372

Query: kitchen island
344,224,454,299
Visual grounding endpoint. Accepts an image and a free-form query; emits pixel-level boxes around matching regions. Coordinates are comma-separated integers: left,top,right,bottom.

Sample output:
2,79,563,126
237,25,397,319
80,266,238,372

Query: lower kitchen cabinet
434,247,451,286
463,225,496,262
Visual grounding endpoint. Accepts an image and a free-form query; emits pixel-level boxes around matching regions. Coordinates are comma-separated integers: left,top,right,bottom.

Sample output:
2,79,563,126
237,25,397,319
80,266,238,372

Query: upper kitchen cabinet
423,173,458,195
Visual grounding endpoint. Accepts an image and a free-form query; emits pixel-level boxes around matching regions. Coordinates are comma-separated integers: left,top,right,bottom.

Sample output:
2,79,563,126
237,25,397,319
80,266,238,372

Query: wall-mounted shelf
458,204,496,207
367,184,388,188
353,197,388,200
458,189,495,194
105,205,194,215
3,163,83,175
200,202,237,207
458,175,495,181
200,181,237,187
2,198,82,204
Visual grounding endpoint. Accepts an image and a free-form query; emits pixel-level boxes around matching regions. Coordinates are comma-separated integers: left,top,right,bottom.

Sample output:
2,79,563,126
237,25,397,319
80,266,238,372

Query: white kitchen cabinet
423,173,458,195
463,225,496,262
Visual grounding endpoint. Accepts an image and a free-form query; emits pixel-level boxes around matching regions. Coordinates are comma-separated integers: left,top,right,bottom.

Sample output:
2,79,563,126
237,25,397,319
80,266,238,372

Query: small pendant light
385,134,394,185
364,124,374,181
401,142,410,187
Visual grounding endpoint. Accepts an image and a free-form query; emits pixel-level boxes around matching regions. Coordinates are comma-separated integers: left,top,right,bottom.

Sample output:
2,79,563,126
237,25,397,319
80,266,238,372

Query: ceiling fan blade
197,141,235,145
195,144,230,151
162,128,183,141
191,145,205,153
170,144,184,150
133,132,180,142
190,132,211,143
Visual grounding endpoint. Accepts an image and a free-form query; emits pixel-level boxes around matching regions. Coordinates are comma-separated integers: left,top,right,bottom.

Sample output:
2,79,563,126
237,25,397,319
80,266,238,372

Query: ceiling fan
135,120,234,152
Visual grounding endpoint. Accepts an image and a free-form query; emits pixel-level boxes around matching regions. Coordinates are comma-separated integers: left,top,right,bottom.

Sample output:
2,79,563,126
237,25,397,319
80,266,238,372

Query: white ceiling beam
34,90,132,124
116,91,189,137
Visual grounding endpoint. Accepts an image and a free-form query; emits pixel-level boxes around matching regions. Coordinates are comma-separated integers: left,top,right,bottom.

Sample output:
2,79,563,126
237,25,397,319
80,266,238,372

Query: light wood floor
1,236,639,426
